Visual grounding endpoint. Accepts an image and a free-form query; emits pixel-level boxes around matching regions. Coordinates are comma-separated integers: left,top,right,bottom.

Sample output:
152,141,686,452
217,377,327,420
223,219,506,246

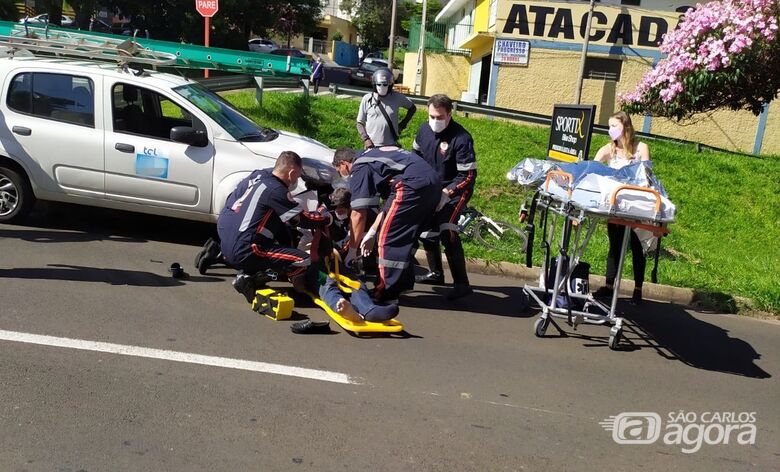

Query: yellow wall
474,0,490,32
322,15,358,44
403,52,471,99
483,46,774,154
436,0,778,154
494,49,577,111
650,111,759,153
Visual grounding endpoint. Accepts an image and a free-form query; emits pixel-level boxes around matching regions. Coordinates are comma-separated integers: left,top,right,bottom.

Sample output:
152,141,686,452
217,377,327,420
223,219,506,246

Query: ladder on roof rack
0,20,311,77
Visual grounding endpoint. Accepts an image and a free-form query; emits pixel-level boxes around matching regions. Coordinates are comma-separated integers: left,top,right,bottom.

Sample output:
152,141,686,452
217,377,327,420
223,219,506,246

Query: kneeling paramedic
218,151,333,302
332,146,440,302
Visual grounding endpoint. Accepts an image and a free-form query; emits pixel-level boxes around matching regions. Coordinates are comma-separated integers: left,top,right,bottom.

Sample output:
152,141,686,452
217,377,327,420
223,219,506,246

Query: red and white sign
196,0,219,17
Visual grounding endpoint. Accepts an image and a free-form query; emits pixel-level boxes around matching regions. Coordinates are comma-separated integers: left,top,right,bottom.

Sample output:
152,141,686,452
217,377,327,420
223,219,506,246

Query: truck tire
0,165,35,223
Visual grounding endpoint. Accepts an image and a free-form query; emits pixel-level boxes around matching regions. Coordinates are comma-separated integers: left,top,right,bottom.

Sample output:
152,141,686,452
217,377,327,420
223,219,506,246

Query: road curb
416,249,697,306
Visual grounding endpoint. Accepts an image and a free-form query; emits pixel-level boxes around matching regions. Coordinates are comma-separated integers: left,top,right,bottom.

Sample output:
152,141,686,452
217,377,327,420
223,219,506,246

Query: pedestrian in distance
593,111,651,305
310,56,325,95
413,94,477,300
356,68,416,149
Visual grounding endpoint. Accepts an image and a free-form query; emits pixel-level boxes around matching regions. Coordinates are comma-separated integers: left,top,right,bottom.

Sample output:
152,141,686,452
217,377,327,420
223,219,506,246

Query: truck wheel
0,166,34,223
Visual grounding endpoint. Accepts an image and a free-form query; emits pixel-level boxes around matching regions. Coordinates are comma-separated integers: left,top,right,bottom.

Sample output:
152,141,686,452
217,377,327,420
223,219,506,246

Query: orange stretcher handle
544,170,575,197
607,218,670,237
610,185,662,214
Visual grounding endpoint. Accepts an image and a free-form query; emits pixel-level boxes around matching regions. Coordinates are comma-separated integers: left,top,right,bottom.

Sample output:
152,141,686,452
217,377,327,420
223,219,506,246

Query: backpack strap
374,94,400,143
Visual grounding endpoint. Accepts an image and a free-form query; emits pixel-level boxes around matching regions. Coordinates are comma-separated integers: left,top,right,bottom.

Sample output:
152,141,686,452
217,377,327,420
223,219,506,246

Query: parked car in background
269,48,307,59
248,38,279,53
19,14,75,28
88,18,140,36
349,58,400,88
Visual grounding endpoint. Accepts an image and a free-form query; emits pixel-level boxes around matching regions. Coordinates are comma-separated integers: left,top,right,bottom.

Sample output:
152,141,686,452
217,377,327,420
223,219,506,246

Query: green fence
408,19,470,55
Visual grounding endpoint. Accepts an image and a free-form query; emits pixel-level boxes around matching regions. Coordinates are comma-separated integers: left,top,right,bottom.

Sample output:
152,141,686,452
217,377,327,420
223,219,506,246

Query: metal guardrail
329,83,551,124
197,74,302,92
198,78,742,156
327,83,742,154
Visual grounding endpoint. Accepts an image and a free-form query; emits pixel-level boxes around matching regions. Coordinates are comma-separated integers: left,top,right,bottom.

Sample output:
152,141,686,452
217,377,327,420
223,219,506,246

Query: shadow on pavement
621,300,770,379
2,202,215,247
0,264,192,287
401,283,536,319
534,298,770,379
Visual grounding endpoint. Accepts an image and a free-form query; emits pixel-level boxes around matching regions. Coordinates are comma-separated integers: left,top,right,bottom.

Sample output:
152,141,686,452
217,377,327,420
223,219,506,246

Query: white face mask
376,84,389,96
608,125,624,141
335,210,349,221
429,118,447,133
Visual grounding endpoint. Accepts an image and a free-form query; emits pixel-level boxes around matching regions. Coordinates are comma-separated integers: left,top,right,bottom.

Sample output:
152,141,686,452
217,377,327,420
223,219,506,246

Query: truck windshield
173,83,275,141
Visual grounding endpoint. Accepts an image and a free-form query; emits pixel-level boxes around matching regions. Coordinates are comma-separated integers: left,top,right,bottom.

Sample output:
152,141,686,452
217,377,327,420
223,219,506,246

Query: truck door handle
115,143,135,153
12,126,31,136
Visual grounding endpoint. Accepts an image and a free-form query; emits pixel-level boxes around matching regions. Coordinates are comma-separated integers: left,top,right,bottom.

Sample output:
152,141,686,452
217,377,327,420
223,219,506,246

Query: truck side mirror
170,126,208,147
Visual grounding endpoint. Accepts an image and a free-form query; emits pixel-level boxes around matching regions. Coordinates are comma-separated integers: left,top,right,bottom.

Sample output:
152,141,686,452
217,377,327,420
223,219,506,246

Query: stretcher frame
523,171,671,350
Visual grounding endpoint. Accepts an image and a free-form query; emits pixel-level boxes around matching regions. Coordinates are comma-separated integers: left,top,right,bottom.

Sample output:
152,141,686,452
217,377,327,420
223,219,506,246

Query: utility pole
414,0,428,95
574,0,596,104
388,0,398,66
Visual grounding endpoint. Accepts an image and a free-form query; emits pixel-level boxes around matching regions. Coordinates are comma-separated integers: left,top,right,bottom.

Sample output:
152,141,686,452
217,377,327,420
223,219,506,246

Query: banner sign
547,104,596,162
497,1,690,49
493,38,530,66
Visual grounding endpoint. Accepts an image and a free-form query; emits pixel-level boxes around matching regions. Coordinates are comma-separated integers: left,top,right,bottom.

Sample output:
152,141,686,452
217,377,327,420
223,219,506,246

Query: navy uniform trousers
375,180,440,301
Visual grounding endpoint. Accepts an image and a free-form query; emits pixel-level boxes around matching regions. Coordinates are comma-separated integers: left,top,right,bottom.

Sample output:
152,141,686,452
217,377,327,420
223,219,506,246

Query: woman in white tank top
593,111,651,304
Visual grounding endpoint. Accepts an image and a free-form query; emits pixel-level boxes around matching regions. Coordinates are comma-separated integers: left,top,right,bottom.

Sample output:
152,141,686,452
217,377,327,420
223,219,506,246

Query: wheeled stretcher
521,166,675,350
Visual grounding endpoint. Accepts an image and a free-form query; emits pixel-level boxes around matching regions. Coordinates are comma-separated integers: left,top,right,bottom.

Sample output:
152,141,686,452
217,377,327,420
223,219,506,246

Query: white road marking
0,329,355,385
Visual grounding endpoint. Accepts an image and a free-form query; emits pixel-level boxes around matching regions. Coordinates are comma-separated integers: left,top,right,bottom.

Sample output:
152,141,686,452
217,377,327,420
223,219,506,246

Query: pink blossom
623,0,780,106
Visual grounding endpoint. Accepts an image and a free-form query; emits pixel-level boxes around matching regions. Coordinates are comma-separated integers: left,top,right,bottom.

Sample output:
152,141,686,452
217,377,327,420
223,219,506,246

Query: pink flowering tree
620,0,780,120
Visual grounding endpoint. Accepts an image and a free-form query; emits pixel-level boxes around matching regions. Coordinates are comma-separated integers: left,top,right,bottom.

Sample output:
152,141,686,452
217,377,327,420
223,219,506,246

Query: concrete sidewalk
420,249,699,307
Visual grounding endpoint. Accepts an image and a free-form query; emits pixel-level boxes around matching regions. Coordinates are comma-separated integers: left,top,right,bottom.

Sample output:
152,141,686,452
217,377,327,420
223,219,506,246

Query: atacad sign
498,1,691,48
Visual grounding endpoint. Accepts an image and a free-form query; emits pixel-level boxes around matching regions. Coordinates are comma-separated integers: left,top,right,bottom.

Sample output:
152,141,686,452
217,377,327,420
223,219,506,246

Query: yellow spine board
305,291,404,333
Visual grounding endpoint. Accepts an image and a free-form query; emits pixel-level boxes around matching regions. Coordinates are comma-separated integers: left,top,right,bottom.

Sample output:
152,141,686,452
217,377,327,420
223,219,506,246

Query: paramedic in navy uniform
218,151,332,302
413,94,477,300
332,147,440,302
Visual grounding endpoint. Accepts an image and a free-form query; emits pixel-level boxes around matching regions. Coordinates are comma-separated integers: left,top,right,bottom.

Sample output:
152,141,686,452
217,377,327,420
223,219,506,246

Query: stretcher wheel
608,328,622,350
534,317,549,337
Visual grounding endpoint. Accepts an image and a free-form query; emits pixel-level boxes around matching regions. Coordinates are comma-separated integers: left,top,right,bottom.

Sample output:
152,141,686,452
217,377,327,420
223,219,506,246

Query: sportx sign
547,104,596,163
498,1,691,48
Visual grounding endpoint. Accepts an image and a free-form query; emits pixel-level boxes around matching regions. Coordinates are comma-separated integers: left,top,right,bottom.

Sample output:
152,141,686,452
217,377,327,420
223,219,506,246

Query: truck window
7,72,95,127
112,83,196,140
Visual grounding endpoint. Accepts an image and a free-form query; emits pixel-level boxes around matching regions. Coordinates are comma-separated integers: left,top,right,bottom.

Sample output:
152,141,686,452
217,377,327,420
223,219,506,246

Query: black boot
194,237,222,275
444,236,472,300
415,241,444,284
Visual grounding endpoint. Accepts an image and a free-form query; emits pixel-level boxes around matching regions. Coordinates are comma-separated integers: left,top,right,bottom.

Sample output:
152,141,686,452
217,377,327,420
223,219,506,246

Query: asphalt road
1,203,778,471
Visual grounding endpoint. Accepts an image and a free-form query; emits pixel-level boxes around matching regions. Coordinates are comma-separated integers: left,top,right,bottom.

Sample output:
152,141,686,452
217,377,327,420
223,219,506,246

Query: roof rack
0,20,310,77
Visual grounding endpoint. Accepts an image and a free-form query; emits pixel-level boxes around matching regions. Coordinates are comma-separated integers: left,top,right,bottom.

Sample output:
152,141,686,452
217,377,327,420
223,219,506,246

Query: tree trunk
44,0,63,26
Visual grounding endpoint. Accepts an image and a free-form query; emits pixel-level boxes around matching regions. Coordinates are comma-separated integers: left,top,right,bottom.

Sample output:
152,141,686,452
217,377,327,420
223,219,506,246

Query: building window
584,57,623,81
489,0,497,28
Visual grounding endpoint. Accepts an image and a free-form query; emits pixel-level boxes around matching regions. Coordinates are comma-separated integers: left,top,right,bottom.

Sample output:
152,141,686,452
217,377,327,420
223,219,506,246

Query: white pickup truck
0,55,337,223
